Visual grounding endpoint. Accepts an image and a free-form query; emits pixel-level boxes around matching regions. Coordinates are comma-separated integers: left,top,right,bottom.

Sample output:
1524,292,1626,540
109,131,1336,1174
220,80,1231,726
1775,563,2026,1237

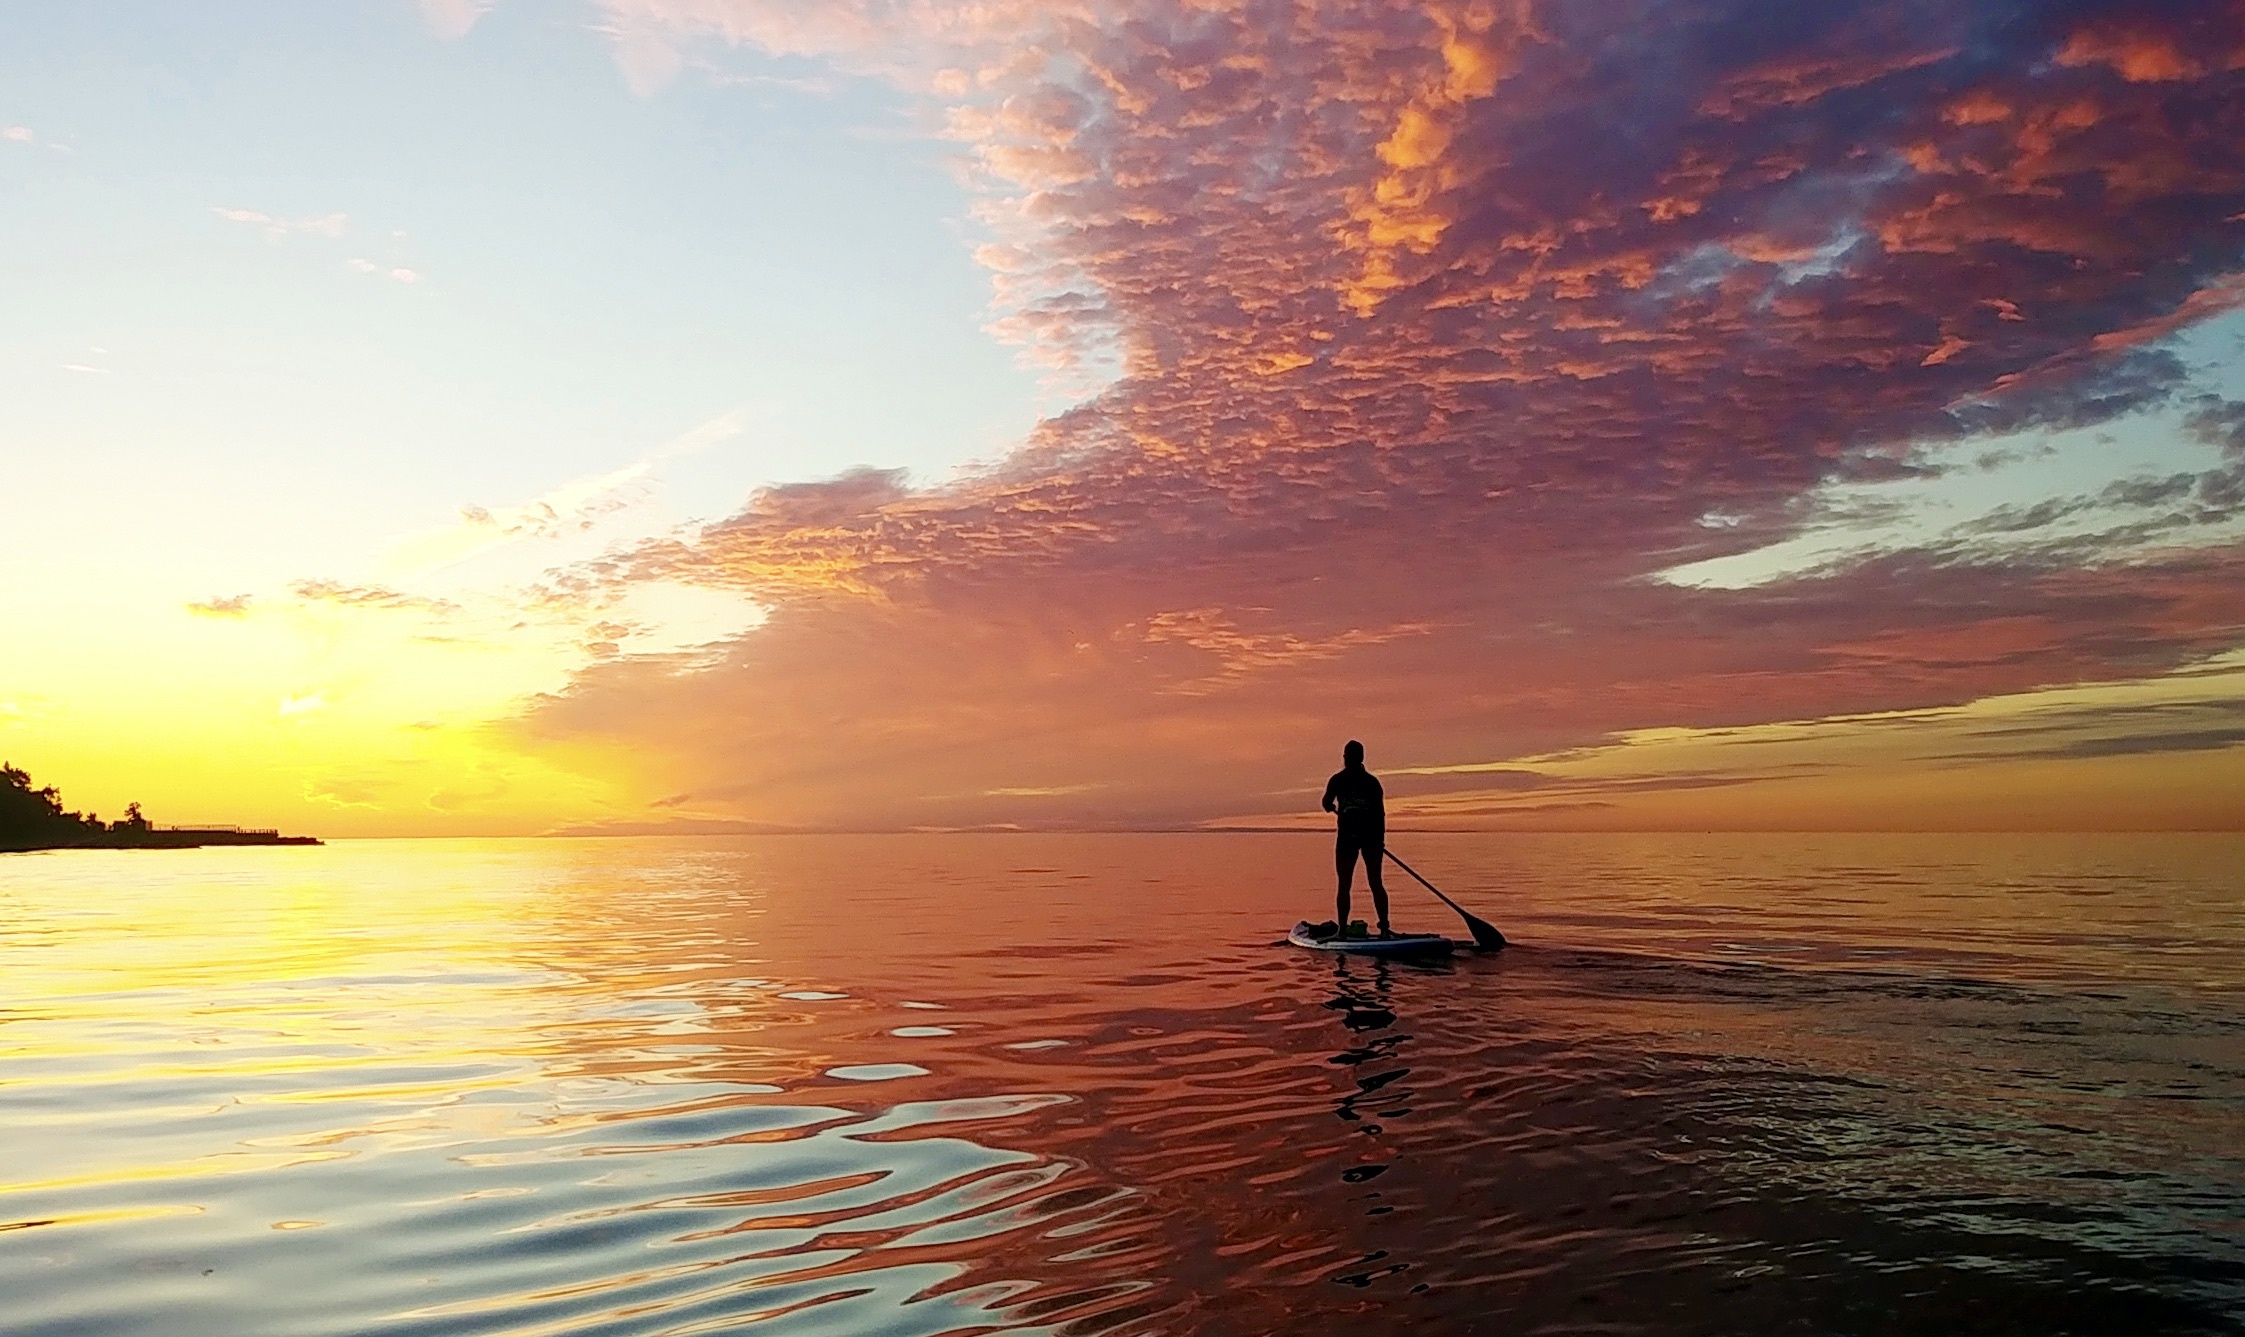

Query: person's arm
1321,773,1338,814
1371,775,1385,820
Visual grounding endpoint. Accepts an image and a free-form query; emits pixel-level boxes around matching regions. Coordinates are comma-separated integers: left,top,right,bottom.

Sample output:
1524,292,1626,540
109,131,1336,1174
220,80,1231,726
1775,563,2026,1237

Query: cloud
213,207,349,241
510,0,2245,831
290,579,458,615
419,0,493,40
386,409,749,578
1138,609,1432,694
1362,656,2245,826
543,816,792,836
1929,692,2245,762
1995,726,2245,759
347,257,423,283
3,125,70,154
186,594,254,617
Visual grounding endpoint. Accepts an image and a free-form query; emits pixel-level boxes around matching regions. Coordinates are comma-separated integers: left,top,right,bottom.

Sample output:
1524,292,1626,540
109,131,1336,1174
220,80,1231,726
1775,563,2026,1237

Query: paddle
1381,847,1507,950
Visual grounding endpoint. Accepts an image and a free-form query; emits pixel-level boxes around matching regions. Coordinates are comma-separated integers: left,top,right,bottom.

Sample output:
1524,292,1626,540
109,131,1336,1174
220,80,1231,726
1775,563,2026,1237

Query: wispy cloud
386,409,750,577
3,124,69,153
213,206,349,241
1367,657,2245,827
290,580,458,615
347,257,423,283
186,594,254,618
60,346,114,377
418,0,492,41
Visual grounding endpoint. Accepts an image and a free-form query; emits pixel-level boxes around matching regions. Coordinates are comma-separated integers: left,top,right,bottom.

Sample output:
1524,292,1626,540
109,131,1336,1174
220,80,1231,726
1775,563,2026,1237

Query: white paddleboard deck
1288,921,1454,955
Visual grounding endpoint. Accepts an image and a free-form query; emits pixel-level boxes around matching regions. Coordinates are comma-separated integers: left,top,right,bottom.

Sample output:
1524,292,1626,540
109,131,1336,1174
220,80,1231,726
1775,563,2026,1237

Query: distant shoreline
4,763,323,853
2,829,323,853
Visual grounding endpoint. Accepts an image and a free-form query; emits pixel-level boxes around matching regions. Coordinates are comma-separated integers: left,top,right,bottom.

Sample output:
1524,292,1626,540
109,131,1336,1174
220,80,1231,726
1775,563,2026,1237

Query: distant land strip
1,763,320,853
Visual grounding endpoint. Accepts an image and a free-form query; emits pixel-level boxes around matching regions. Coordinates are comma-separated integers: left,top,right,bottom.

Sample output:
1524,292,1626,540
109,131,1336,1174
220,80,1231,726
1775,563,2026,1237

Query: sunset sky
5,0,2243,835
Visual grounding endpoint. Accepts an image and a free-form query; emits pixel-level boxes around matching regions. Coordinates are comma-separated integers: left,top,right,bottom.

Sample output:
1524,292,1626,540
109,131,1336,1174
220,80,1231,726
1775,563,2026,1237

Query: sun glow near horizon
5,0,2245,836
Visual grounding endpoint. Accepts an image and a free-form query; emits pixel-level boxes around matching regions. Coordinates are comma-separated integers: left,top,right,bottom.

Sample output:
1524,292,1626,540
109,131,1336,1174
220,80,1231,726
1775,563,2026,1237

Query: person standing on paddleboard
1322,740,1391,937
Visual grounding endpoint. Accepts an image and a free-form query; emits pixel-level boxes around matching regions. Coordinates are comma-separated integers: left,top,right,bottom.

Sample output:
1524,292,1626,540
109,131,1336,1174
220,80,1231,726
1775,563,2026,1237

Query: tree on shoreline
2,763,122,850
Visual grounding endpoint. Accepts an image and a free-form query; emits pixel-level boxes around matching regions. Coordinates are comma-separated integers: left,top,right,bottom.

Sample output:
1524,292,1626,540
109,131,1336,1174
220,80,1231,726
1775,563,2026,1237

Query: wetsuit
1322,763,1388,931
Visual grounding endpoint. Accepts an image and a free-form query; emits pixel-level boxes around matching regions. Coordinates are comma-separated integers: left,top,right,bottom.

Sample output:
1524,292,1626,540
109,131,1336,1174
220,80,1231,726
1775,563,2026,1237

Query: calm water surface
2,833,2241,1335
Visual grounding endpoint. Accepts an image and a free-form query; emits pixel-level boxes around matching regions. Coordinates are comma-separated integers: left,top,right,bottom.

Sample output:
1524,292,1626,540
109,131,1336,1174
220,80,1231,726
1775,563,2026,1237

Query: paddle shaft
1378,847,1467,917
1381,846,1506,949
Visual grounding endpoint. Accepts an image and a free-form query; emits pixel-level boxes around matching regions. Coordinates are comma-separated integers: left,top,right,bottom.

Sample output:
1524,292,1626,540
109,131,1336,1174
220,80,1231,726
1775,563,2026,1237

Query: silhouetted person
1321,740,1390,936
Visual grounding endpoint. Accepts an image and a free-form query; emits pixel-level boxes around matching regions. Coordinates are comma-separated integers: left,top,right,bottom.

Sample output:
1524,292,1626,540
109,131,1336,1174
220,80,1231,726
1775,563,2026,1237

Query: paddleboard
1288,921,1454,956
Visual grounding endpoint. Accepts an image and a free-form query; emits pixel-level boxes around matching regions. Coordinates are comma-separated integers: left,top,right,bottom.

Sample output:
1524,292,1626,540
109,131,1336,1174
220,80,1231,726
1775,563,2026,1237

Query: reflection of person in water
1327,958,1402,1166
1321,739,1390,937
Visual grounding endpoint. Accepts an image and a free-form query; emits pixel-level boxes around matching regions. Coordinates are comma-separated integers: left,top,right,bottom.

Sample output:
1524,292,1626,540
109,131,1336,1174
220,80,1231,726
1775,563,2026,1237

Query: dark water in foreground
2,833,2241,1335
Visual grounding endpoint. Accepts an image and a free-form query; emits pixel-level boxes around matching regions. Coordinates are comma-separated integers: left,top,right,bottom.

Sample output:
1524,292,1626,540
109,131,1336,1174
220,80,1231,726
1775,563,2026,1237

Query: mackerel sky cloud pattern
523,0,2245,830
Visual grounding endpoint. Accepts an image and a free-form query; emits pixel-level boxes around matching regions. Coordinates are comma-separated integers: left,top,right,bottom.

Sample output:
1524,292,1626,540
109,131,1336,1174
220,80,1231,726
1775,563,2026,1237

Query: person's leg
1368,837,1392,934
1335,836,1357,929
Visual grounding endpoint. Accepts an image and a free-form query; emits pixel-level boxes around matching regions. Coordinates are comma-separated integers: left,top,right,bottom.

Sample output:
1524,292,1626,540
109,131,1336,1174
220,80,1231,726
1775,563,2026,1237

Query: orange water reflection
1,834,2240,1333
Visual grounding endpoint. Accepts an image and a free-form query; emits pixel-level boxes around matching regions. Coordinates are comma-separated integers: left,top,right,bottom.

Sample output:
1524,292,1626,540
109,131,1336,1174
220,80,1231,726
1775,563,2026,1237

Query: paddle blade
1460,913,1507,951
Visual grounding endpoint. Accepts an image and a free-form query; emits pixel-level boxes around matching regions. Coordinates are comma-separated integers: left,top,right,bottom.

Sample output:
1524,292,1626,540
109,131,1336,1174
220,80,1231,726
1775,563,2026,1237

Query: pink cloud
512,0,2245,830
418,0,493,41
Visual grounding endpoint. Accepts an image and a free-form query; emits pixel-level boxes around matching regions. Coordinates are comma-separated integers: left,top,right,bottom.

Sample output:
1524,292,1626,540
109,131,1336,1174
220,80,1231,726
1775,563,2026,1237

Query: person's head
1343,739,1364,767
